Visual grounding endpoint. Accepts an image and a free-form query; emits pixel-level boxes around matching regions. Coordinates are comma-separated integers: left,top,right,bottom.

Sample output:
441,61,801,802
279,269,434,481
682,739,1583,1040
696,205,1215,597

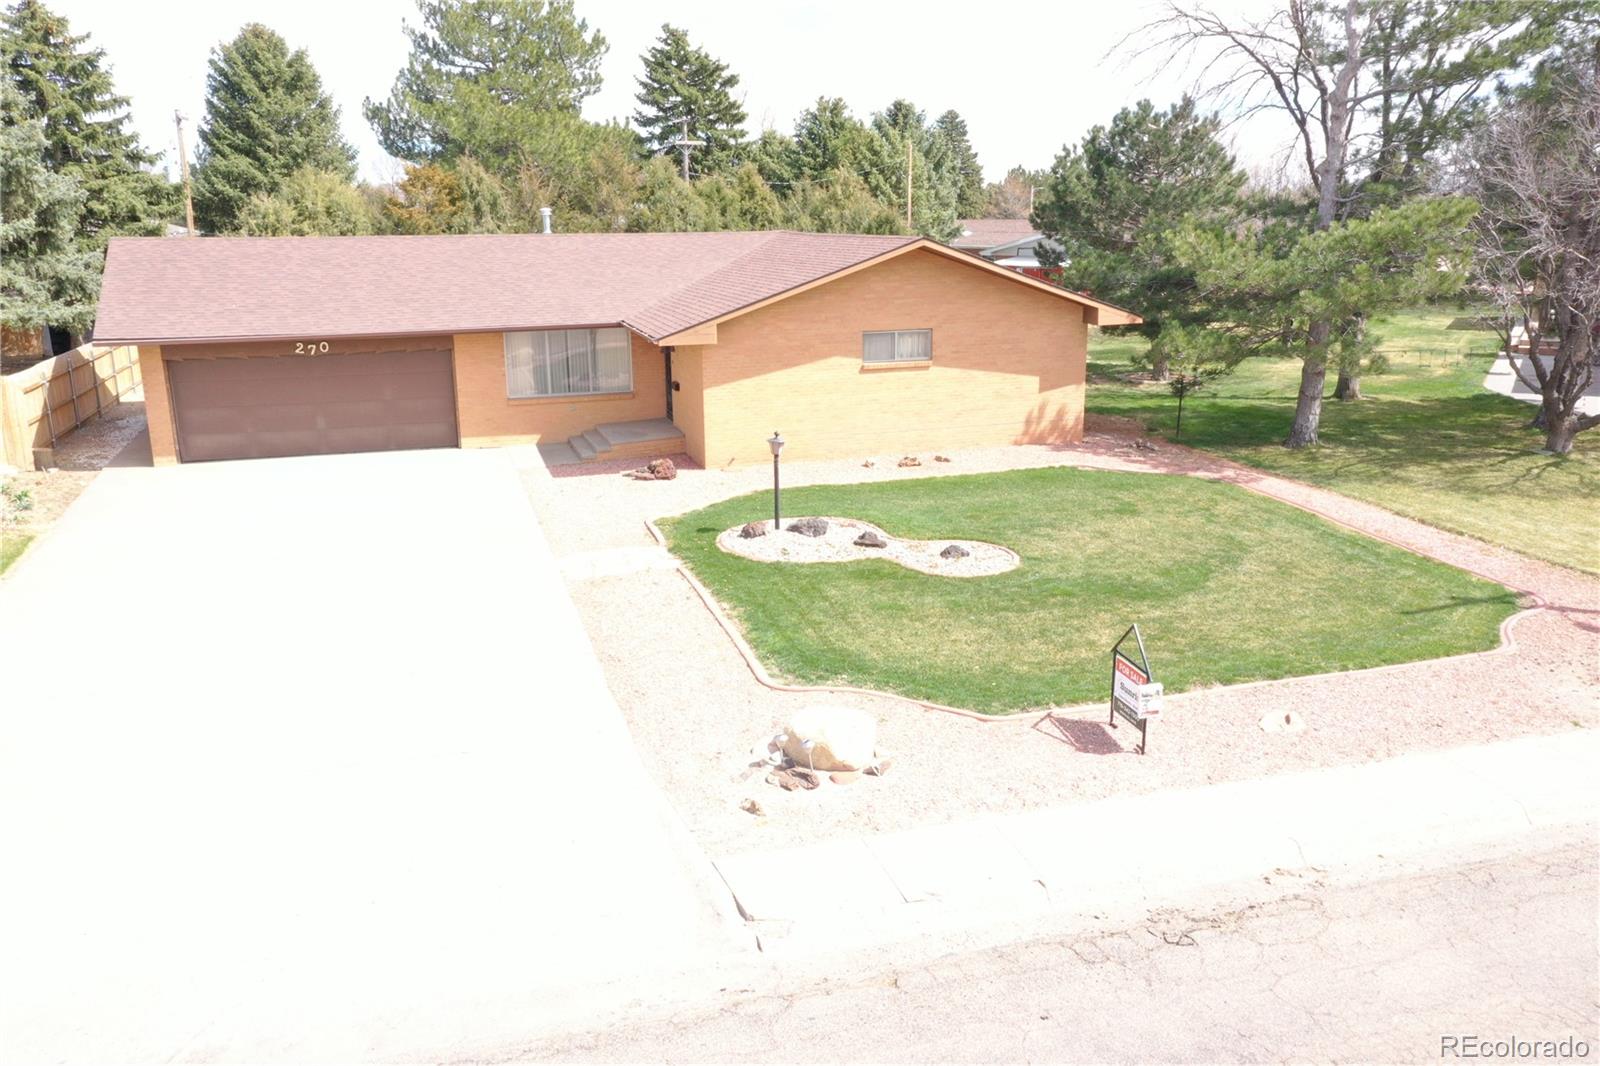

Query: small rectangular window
863,329,932,364
504,327,633,398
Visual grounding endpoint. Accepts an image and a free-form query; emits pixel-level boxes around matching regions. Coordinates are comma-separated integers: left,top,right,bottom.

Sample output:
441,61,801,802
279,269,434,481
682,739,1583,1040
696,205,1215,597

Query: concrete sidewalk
714,730,1600,951
1484,354,1600,416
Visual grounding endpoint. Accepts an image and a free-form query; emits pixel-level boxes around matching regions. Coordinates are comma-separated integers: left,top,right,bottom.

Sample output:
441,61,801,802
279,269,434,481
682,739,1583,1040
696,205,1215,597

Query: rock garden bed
715,515,1019,577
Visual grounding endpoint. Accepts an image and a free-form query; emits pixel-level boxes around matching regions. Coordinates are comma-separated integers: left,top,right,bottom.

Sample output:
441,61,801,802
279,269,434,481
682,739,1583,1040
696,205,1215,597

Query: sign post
1108,623,1163,754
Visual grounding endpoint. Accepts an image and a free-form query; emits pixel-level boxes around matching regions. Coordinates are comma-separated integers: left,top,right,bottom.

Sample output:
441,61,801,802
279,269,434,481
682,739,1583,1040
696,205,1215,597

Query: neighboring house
949,219,1062,278
93,231,1138,468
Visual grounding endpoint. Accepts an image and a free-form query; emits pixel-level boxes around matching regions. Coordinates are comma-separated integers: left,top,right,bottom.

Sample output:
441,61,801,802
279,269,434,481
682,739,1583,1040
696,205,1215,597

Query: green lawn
0,532,33,575
1088,307,1600,575
663,468,1519,715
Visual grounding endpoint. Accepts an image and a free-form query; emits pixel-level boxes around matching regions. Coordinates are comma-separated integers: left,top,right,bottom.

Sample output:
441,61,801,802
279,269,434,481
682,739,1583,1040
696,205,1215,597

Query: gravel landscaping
518,430,1600,857
715,515,1019,577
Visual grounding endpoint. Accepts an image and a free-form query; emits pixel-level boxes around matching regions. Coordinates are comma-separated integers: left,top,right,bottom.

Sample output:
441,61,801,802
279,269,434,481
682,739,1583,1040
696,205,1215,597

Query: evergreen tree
782,169,905,235
789,98,891,189
365,0,607,162
1035,97,1245,378
0,84,99,334
934,109,985,217
871,98,961,239
384,157,514,234
744,128,799,188
1,0,174,244
632,24,746,175
236,168,377,236
192,24,354,234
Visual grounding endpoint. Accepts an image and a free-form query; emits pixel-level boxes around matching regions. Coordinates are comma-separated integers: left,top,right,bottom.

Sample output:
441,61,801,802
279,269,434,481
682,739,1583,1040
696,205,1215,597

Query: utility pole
905,139,913,230
174,110,196,235
668,116,705,182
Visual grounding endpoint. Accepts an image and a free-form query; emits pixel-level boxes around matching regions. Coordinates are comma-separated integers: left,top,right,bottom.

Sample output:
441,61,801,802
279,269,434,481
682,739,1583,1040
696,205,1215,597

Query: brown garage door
167,348,457,462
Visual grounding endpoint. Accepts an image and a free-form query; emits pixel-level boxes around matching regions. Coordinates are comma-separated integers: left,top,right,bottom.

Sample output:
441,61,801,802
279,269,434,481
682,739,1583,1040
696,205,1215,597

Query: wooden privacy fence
0,343,141,469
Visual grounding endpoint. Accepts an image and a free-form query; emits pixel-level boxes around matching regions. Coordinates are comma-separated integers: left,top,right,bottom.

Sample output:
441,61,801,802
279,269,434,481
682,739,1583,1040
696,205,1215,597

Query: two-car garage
161,338,458,463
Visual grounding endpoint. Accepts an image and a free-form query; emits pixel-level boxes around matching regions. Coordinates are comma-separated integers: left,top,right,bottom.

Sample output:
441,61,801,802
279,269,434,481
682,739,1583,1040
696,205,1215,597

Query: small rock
939,544,970,560
897,456,922,468
626,468,655,480
829,770,862,786
739,521,767,539
739,798,765,816
788,517,829,537
853,530,888,548
865,757,894,777
861,460,875,468
646,457,677,480
933,454,951,463
766,766,820,791
1133,438,1158,452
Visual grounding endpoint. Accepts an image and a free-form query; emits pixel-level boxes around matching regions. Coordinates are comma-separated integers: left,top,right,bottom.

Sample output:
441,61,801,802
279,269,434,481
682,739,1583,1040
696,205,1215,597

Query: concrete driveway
0,448,742,1063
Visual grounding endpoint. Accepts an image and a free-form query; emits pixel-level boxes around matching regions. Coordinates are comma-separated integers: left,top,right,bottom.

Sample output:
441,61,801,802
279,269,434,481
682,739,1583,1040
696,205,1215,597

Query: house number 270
294,341,331,354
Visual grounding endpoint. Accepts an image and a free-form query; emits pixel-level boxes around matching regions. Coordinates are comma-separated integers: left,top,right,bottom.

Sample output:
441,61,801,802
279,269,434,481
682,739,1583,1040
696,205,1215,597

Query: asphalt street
497,822,1600,1064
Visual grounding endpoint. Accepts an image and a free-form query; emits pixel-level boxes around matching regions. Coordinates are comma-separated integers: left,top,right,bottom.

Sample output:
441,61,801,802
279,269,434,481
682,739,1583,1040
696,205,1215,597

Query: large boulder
940,544,970,560
788,517,829,537
739,521,767,539
780,704,878,773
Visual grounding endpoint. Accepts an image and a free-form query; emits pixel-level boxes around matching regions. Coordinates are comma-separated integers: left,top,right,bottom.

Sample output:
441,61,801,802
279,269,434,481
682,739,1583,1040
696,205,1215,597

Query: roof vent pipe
539,206,553,234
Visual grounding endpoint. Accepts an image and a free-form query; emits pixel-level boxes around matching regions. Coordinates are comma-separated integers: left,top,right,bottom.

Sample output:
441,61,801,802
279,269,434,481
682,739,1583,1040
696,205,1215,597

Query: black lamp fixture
768,431,785,530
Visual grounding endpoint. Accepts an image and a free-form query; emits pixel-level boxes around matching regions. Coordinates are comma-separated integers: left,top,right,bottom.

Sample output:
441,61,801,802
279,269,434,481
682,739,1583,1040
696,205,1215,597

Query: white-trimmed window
862,329,932,364
505,327,632,398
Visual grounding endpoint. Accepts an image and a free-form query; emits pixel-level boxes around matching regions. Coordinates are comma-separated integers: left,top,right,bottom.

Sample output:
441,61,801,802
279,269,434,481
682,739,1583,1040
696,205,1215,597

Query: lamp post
768,431,785,531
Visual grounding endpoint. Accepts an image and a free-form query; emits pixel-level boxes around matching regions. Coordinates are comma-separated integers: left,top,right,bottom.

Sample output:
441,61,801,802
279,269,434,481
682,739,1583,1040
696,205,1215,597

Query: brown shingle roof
948,218,1039,250
93,231,917,345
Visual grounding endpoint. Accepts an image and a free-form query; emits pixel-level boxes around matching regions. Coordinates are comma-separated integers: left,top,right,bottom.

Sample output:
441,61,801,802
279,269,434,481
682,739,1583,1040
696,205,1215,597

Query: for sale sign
1108,624,1162,754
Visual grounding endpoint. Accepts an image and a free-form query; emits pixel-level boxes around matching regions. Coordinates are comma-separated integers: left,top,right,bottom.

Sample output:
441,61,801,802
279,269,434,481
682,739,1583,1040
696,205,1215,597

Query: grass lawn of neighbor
0,532,33,575
663,468,1519,715
1088,307,1600,575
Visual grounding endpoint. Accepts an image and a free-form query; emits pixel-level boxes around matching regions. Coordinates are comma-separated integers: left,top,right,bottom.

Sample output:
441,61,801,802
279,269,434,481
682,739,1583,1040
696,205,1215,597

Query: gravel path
518,429,1600,857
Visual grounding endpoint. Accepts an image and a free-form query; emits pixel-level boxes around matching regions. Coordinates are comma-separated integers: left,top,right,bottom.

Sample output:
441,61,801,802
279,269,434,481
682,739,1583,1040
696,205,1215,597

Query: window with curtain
504,327,633,398
862,329,933,364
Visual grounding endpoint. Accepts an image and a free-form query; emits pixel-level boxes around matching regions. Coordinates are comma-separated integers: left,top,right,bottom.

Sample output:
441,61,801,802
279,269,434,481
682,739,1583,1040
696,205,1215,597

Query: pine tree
192,24,354,234
0,83,100,334
365,0,607,162
871,99,960,239
632,24,746,175
237,168,377,236
1,0,174,244
934,110,984,218
1035,97,1244,378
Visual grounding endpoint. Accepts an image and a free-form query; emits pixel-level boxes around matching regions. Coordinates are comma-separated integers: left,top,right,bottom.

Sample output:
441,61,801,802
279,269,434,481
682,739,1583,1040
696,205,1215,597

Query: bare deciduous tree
1458,55,1600,455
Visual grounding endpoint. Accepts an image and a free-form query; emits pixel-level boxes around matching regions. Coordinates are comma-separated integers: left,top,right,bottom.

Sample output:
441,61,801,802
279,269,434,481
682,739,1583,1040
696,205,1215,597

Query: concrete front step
567,418,685,462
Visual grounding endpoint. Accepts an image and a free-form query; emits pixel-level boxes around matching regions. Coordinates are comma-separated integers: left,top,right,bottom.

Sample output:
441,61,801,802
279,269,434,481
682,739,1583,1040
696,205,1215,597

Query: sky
50,0,1295,191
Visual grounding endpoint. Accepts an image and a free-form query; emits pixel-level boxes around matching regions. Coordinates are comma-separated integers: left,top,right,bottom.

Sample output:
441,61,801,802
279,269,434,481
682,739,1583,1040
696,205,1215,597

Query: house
949,219,1061,278
92,230,1138,468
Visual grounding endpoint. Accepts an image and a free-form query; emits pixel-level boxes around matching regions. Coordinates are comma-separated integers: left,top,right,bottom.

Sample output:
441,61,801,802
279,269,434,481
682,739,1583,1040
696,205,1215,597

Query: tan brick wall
668,346,707,465
453,330,668,448
139,345,179,466
695,247,1085,467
